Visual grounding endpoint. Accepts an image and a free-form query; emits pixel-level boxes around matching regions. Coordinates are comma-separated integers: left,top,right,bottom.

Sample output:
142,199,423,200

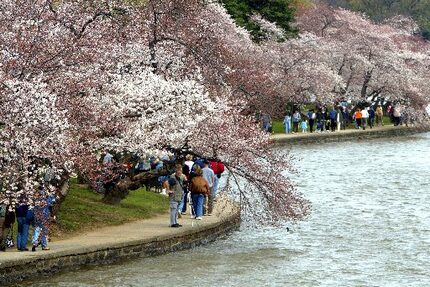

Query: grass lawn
51,178,169,239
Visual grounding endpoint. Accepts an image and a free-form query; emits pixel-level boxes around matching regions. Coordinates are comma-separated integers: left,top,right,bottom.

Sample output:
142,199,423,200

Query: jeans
181,189,189,213
191,193,205,218
178,193,185,214
32,225,48,248
169,201,179,225
213,176,219,198
284,123,291,133
17,217,30,250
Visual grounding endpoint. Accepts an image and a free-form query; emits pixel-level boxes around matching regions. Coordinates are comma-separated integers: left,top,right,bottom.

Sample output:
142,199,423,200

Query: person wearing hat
163,167,184,227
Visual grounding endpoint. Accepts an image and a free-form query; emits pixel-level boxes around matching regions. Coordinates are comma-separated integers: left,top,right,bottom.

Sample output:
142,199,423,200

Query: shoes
170,223,182,228
0,247,6,252
180,212,187,215
195,217,202,220
42,247,50,251
206,213,213,216
19,248,29,251
32,245,36,252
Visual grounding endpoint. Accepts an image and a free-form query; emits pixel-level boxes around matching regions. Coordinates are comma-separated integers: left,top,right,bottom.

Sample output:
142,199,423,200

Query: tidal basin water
23,132,430,287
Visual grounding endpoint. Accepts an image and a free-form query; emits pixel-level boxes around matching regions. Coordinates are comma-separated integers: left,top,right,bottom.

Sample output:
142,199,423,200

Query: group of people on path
0,186,55,252
283,107,352,134
279,103,408,134
163,155,224,228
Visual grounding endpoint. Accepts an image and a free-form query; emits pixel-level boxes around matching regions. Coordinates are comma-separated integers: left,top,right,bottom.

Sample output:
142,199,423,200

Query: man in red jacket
209,160,225,199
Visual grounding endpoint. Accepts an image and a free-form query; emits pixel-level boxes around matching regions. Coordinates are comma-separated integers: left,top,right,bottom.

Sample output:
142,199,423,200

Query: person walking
292,110,301,133
209,160,224,200
307,110,316,133
376,104,384,127
393,104,402,126
283,113,292,134
329,107,338,132
202,160,215,215
361,107,369,130
368,106,375,129
353,109,362,129
189,166,210,220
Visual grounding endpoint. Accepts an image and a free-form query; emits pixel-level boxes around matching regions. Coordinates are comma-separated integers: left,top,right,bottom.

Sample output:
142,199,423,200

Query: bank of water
20,133,430,287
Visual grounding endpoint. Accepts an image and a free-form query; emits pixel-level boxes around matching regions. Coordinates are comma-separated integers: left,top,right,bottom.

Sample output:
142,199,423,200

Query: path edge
0,210,240,285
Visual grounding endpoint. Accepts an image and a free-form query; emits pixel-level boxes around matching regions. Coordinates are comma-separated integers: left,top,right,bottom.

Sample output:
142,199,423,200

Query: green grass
272,120,285,133
53,178,168,238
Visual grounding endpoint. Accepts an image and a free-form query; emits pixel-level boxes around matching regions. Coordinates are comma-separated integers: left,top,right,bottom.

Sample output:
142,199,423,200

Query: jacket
190,176,209,195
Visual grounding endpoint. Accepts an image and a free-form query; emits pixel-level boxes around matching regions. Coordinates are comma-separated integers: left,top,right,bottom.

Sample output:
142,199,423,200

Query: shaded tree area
220,0,300,41
322,0,430,39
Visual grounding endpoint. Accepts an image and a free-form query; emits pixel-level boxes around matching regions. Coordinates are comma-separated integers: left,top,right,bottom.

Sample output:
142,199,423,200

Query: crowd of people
163,155,225,227
261,102,407,134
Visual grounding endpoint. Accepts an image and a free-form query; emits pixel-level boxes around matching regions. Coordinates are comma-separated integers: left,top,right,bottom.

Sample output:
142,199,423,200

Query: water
22,133,430,287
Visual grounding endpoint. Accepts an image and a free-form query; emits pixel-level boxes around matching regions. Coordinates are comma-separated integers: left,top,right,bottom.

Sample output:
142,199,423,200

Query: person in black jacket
16,200,31,251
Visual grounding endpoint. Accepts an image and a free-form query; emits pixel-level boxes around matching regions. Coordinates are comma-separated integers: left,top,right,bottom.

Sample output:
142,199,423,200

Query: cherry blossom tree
294,3,430,112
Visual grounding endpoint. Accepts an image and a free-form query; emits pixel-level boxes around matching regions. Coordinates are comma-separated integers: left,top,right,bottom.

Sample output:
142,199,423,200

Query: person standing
16,200,31,251
283,113,292,134
262,113,272,132
170,165,186,220
189,166,209,220
0,205,15,251
393,104,402,126
32,188,55,252
300,120,308,133
361,107,369,130
202,160,215,215
307,110,316,133
292,110,301,133
353,109,362,129
181,154,194,214
376,104,384,127
164,176,183,228
329,107,338,132
368,106,375,129
209,160,224,200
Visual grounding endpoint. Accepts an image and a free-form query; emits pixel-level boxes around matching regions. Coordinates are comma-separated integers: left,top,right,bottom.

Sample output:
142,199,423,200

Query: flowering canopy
1,0,428,224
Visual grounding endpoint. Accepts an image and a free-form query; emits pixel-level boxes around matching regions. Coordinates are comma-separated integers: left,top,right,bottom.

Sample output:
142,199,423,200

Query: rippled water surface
23,133,430,287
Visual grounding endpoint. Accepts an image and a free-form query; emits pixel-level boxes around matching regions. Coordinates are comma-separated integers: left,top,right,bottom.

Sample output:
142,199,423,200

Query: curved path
0,197,240,285
271,124,429,145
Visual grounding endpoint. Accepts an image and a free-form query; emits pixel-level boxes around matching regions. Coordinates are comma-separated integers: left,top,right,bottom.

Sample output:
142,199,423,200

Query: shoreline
0,198,240,285
1,124,428,285
271,124,430,146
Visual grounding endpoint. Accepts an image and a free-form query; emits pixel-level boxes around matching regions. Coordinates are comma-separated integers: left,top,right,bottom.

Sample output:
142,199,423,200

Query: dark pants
356,119,361,129
368,118,374,129
309,119,314,133
293,122,299,133
17,217,30,250
181,189,189,213
330,119,336,131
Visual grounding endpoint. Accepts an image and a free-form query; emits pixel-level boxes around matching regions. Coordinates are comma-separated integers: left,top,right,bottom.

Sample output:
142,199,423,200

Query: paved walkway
0,196,238,268
271,124,427,144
